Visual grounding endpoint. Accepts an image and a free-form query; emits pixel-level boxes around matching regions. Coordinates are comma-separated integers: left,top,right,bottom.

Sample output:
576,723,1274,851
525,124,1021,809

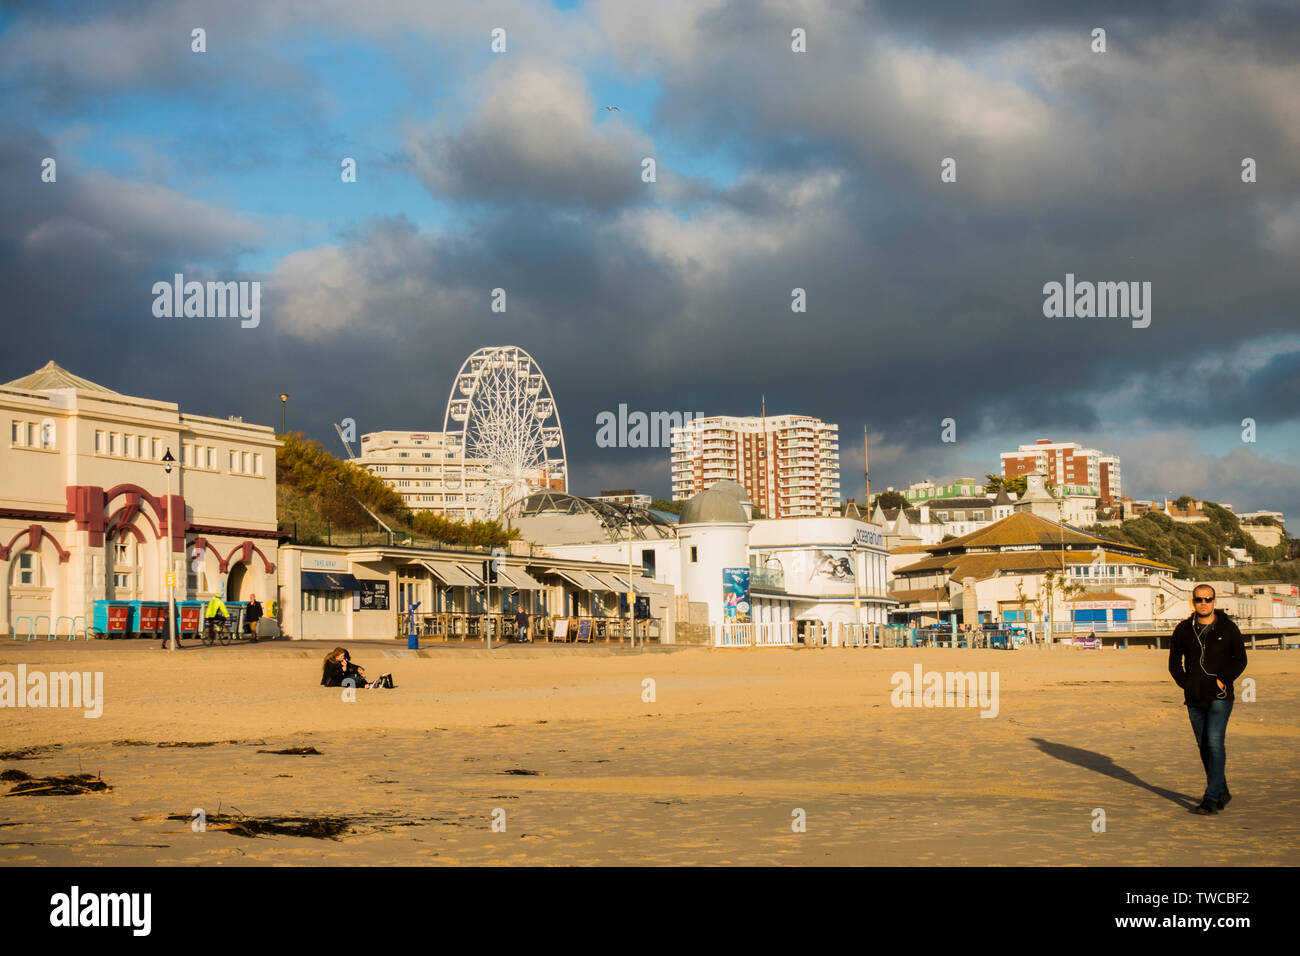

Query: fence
712,621,905,647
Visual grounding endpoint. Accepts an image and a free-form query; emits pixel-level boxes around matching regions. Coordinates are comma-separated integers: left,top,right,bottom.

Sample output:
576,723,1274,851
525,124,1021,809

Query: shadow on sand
1030,738,1197,809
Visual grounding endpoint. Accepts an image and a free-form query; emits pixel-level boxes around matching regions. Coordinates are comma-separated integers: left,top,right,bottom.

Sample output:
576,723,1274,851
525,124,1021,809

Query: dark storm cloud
867,0,1300,63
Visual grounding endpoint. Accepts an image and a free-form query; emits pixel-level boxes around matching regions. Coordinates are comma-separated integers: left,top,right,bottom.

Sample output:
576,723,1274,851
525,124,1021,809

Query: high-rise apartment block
357,430,563,521
670,415,840,517
1000,439,1121,505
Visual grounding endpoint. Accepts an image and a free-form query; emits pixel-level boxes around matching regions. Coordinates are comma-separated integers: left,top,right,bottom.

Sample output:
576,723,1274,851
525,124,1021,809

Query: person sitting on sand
320,647,393,689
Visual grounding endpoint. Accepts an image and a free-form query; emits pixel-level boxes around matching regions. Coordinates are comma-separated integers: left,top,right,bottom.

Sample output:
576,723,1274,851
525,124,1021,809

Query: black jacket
1168,609,1247,706
321,660,364,688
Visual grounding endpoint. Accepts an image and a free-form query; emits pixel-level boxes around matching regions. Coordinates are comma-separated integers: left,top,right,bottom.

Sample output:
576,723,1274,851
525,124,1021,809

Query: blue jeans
1187,699,1233,802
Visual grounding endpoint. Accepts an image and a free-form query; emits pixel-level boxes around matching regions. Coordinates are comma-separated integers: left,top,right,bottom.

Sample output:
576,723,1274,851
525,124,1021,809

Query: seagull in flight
602,105,621,111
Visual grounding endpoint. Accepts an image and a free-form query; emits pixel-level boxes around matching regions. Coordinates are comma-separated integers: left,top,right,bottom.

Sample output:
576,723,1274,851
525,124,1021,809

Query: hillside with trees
1084,501,1292,576
276,432,516,549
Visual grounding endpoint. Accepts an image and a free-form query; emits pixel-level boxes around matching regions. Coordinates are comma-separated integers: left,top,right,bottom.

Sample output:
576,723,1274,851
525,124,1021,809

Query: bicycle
201,617,233,646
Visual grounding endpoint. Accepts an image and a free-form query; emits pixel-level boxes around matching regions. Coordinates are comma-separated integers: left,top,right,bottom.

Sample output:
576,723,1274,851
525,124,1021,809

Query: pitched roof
887,587,954,606
894,548,1177,582
929,511,1119,552
2,360,119,395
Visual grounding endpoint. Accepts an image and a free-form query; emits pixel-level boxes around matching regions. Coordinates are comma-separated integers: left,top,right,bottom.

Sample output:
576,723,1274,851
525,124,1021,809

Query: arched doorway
226,561,248,601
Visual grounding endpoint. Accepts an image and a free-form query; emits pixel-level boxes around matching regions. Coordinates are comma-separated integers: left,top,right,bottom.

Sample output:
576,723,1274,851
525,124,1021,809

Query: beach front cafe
278,542,671,643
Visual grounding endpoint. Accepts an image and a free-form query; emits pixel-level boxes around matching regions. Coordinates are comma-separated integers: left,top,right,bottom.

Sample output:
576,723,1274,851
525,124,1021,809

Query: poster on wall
358,580,390,610
722,568,751,623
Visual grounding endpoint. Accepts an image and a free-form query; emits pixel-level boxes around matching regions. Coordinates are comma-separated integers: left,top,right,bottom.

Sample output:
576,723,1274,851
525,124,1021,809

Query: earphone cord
1193,619,1227,700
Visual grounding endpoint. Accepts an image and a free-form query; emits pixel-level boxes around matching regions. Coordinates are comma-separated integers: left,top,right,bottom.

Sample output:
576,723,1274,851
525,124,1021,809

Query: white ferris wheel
441,345,568,520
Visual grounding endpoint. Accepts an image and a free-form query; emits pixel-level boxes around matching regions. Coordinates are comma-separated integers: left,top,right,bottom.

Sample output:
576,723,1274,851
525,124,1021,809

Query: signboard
723,568,751,623
164,571,175,587
358,580,390,611
303,556,345,570
853,527,884,548
553,618,569,640
575,619,592,642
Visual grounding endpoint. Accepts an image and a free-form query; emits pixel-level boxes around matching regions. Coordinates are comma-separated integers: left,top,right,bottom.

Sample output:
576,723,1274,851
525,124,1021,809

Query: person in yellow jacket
204,595,229,639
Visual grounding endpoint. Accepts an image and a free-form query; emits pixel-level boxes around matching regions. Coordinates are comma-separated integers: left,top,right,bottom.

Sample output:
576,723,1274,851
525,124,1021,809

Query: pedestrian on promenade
515,606,530,643
1168,584,1248,815
245,594,263,641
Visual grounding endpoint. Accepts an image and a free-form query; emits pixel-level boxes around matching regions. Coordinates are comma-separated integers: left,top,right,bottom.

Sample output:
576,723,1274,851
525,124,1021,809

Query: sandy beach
1,640,1297,866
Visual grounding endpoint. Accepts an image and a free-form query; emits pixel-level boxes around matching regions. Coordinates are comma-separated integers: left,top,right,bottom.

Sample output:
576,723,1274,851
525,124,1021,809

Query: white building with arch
0,362,280,637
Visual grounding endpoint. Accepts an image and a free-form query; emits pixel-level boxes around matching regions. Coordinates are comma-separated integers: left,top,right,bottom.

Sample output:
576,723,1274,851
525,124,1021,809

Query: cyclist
204,594,230,642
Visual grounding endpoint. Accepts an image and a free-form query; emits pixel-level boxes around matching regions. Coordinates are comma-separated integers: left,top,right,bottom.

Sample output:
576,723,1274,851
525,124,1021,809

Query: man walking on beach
1168,585,1248,815
514,605,530,643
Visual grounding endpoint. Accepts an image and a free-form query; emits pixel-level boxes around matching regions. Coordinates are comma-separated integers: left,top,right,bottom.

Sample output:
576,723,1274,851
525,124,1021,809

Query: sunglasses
1193,597,1215,604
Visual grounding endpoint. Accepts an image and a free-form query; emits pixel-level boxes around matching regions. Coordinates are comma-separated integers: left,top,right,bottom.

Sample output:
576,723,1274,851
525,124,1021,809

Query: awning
589,572,630,593
457,563,484,585
543,568,605,591
301,571,361,591
419,561,477,588
498,566,544,590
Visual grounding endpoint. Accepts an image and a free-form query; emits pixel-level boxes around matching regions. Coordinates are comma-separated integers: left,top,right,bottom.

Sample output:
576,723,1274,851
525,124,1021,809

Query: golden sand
1,642,1296,865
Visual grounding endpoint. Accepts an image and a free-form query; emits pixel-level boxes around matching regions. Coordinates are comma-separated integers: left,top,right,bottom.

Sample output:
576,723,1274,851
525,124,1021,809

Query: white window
205,447,214,469
9,421,18,444
242,451,250,473
230,450,238,472
96,430,105,453
254,453,263,475
109,433,118,455
40,422,54,449
124,434,135,457
18,553,35,585
152,438,160,459
26,422,35,446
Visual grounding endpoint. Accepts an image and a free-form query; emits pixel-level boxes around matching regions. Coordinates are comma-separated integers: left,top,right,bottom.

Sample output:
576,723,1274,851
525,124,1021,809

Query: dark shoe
1217,790,1231,810
1192,798,1218,815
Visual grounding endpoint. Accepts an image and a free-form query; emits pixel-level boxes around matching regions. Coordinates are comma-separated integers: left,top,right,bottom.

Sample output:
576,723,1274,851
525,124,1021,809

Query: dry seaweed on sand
4,772,111,796
0,745,62,761
165,812,349,840
502,768,545,776
257,746,322,755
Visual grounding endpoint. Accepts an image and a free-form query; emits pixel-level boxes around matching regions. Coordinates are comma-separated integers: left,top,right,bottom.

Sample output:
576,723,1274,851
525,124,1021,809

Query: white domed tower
677,487,751,625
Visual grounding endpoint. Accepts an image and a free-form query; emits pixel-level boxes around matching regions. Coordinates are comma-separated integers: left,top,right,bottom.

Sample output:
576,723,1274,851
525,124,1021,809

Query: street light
162,449,178,652
627,505,636,649
279,393,289,434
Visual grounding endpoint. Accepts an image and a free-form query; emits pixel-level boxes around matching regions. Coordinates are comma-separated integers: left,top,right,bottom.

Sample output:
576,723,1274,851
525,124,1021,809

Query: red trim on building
0,525,71,563
221,539,276,574
187,524,283,540
0,507,73,522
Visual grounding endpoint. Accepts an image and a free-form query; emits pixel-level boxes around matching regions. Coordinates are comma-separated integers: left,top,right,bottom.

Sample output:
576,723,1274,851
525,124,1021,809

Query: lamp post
279,393,288,434
162,449,177,652
627,505,636,649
